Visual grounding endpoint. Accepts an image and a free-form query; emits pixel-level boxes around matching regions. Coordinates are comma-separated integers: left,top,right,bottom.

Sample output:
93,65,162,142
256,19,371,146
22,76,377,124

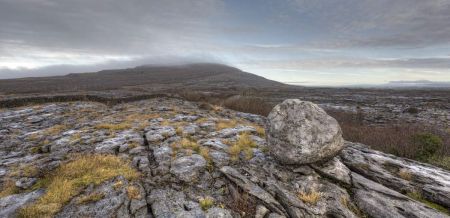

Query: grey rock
57,178,148,218
181,124,199,135
352,172,448,218
209,151,230,167
170,154,206,183
145,126,176,143
0,189,44,217
147,188,204,217
266,99,345,164
266,213,286,218
208,126,256,138
220,166,286,216
255,205,270,218
200,139,230,152
206,207,233,218
129,146,146,155
15,177,37,189
311,157,351,185
341,142,450,209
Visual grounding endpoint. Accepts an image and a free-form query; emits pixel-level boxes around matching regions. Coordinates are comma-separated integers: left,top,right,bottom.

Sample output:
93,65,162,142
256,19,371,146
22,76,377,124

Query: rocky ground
0,97,449,217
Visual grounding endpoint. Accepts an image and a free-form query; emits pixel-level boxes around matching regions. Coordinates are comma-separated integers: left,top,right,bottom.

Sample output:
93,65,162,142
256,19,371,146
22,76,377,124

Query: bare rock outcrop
0,98,449,218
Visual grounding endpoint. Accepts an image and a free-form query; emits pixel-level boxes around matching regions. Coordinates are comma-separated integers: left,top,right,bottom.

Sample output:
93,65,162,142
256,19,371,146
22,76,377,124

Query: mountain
0,63,286,94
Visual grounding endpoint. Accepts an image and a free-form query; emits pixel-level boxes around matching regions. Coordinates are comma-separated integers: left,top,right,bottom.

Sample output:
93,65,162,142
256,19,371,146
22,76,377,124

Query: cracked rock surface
0,98,449,217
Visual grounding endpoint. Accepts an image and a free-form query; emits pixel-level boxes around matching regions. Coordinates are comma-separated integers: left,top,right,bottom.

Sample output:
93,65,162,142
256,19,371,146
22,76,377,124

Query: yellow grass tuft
127,185,141,200
398,168,413,181
19,154,139,218
252,125,266,137
44,125,67,136
199,197,214,211
228,144,242,161
0,180,19,198
236,132,257,148
181,138,200,153
112,180,124,190
227,133,257,161
95,123,131,131
77,192,105,205
216,119,238,130
298,190,322,205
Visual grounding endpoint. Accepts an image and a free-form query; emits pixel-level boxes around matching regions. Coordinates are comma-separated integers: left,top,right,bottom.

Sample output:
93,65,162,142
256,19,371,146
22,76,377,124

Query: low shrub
411,133,443,161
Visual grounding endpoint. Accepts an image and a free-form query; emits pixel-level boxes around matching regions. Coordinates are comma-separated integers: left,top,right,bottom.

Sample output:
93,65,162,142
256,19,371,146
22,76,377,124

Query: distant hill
0,63,286,94
382,80,450,88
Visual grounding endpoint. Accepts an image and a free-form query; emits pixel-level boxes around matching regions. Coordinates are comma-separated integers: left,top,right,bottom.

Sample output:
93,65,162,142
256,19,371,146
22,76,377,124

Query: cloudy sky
1,0,449,86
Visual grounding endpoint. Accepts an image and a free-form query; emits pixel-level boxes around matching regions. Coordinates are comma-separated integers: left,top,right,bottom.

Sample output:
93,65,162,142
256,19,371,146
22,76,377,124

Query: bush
412,133,443,161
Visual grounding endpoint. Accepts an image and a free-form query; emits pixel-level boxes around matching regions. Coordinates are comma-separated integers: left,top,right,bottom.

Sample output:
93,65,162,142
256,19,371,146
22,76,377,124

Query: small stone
15,178,37,189
255,205,270,218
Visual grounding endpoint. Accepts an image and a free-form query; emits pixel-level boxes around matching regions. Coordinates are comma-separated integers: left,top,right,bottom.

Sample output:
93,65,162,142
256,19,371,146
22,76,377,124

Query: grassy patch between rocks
199,196,214,211
407,191,450,215
95,123,131,131
297,190,322,205
19,154,139,218
227,132,257,161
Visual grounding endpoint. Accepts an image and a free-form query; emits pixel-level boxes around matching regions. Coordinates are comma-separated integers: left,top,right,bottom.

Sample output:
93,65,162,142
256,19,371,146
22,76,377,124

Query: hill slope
0,63,285,94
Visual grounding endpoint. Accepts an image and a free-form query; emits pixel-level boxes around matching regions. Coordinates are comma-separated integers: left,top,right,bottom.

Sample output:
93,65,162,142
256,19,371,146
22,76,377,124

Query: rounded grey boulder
266,99,345,164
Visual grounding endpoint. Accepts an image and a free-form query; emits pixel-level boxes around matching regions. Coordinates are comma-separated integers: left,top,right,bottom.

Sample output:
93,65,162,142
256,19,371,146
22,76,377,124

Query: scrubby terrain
1,98,449,217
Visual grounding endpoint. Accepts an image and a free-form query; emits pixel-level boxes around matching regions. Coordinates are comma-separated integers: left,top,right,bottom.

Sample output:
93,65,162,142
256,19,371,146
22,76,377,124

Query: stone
0,189,44,217
311,157,351,185
266,99,345,164
170,154,206,183
351,172,447,218
15,177,37,189
206,207,233,218
220,166,286,216
255,205,270,218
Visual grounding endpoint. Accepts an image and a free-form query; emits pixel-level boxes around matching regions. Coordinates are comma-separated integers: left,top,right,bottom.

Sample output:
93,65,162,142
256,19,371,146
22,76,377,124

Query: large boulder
266,99,344,164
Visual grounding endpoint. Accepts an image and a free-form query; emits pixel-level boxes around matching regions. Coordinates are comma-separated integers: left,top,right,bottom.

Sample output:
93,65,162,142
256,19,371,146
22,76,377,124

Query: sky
0,0,450,86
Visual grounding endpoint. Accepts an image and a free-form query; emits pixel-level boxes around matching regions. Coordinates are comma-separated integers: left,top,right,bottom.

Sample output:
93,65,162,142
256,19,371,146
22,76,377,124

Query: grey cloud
243,57,450,69
290,0,450,48
0,0,224,57
0,55,226,79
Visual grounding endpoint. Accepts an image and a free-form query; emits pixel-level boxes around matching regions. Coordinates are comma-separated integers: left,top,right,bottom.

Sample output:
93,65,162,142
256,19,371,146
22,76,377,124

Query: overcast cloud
0,0,449,85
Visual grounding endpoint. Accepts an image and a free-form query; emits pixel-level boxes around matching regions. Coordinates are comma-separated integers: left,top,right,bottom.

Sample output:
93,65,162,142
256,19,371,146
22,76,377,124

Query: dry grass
227,133,257,161
297,190,322,205
95,123,131,131
127,185,141,200
199,147,214,170
44,125,67,136
216,119,238,130
398,168,413,181
236,132,257,148
340,196,365,217
77,192,105,205
252,125,265,137
222,96,273,116
407,191,450,215
19,154,139,218
181,138,200,153
0,180,19,198
199,196,214,211
228,144,242,161
112,180,124,190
